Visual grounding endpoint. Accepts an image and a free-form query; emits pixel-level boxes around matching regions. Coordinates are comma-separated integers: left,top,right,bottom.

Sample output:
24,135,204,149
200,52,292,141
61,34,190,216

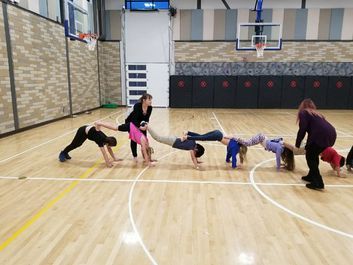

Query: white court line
0,110,125,164
212,112,227,134
249,158,353,239
127,151,179,265
1,175,353,188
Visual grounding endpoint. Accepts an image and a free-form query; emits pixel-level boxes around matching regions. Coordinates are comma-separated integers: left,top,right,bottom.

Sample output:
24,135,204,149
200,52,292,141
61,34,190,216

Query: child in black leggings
59,125,119,167
346,146,353,171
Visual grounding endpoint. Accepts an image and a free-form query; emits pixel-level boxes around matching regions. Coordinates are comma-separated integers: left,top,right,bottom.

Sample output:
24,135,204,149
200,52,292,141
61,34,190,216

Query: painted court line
0,160,100,251
0,110,124,164
249,158,353,240
1,175,353,188
0,140,127,252
212,112,227,135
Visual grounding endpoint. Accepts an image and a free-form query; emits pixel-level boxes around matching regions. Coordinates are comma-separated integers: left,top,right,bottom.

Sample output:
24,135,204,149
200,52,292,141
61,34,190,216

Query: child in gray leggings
147,126,205,169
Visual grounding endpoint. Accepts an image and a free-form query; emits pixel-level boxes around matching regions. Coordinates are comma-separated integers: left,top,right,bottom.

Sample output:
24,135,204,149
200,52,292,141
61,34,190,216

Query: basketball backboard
236,22,282,51
64,0,95,41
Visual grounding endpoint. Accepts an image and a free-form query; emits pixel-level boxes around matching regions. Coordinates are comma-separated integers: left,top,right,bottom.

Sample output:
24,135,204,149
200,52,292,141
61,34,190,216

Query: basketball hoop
79,33,97,51
255,42,266,58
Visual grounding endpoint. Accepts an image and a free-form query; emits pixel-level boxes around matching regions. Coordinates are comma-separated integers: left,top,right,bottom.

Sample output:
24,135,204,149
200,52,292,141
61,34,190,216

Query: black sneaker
301,176,313,182
306,183,324,190
59,151,66,162
64,153,71,160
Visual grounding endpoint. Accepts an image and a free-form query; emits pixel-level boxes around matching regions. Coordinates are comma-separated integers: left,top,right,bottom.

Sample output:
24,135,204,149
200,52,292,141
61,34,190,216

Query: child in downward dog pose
182,130,247,169
94,121,154,166
320,147,345,177
59,124,119,167
146,124,205,169
235,133,295,171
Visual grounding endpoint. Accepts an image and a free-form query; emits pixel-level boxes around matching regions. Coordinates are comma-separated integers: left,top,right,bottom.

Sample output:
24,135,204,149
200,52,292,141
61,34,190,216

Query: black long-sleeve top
125,102,153,127
295,110,336,149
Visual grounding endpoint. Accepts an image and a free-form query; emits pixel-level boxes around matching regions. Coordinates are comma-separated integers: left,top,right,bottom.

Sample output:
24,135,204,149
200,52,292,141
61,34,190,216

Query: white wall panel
125,11,170,63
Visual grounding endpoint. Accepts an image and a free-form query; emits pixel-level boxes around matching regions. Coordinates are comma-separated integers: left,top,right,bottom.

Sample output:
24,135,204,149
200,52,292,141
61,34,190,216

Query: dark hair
281,147,295,171
239,144,248,164
105,137,117,147
340,156,346,167
194,144,205,158
139,93,153,103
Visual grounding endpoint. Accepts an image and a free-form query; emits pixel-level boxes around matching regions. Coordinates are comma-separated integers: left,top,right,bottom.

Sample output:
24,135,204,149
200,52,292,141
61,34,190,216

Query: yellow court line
0,142,127,252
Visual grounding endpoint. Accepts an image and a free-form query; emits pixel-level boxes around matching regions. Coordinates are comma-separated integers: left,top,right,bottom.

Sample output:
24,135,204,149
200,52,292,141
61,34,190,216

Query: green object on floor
102,103,118,108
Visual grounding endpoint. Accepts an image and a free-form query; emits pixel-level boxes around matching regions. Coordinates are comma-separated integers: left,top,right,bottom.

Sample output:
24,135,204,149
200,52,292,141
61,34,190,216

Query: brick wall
175,42,353,63
98,42,122,105
0,6,15,134
68,40,100,113
8,5,69,128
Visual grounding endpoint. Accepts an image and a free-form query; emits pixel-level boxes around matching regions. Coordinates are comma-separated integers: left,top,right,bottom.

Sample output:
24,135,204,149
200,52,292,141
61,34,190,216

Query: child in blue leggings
183,130,247,169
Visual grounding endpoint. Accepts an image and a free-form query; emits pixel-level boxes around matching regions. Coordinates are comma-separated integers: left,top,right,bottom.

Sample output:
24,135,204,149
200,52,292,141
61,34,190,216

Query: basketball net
255,43,265,58
80,33,97,51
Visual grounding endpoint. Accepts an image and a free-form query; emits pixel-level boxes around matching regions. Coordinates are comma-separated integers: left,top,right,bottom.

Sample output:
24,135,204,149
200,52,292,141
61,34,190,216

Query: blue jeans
186,130,223,141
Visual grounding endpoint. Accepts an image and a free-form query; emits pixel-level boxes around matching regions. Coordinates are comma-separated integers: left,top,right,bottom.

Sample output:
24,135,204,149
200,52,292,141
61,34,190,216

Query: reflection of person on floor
94,121,154,166
182,130,247,169
147,125,205,170
320,147,345,177
59,125,119,167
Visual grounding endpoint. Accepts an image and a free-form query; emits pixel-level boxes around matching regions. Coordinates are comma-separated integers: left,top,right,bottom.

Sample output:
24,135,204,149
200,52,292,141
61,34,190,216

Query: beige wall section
203,10,214,40
318,9,331,40
237,9,250,40
213,10,225,40
306,9,320,40
110,11,121,40
180,10,191,40
172,11,180,41
7,5,69,129
341,8,353,40
98,42,122,105
282,9,296,39
175,42,353,63
0,5,15,134
69,41,99,114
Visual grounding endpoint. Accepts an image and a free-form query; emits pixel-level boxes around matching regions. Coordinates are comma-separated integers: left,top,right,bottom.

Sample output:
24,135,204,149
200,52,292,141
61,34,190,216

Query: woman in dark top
59,125,119,167
295,99,337,190
118,93,153,161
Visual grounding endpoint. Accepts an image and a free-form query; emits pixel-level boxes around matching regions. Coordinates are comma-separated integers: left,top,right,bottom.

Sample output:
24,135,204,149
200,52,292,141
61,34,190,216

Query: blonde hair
297,98,324,123
239,145,248,164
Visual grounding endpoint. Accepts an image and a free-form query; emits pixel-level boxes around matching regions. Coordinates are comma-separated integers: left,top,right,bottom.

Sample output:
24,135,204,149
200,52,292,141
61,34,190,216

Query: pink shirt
129,123,147,145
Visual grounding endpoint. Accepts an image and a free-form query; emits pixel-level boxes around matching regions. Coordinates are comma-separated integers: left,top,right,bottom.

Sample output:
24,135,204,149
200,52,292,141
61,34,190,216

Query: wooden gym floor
0,108,352,265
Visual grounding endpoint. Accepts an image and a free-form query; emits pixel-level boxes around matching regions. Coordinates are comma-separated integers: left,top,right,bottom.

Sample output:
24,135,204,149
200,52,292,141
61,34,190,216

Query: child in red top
320,147,345,177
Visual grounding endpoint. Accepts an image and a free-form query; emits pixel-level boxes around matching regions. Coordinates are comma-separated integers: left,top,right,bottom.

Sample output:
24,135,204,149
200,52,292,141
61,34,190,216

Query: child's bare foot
133,157,138,163
181,135,187,142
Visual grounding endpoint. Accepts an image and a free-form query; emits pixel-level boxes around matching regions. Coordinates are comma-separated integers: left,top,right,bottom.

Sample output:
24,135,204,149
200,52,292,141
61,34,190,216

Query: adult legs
304,143,325,189
118,123,138,157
